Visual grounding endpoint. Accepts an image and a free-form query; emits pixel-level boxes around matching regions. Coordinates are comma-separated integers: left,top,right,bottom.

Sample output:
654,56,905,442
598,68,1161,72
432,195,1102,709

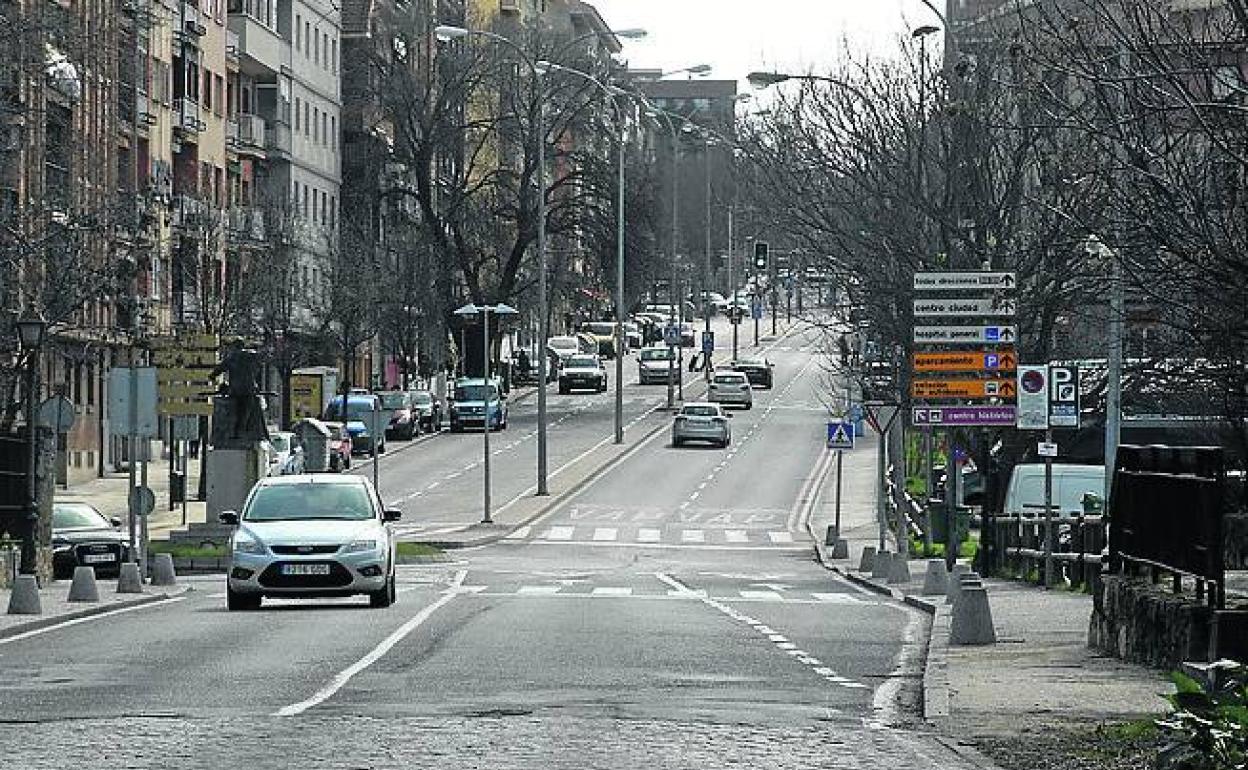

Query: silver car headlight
340,539,379,554
232,533,265,555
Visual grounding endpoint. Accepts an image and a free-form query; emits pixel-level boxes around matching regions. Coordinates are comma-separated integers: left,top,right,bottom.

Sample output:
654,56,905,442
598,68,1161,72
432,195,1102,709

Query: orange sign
911,378,1017,399
912,350,1017,373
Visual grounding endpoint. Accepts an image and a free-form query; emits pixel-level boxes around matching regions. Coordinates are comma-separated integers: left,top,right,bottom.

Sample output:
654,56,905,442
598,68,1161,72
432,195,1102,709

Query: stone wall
1089,575,1214,668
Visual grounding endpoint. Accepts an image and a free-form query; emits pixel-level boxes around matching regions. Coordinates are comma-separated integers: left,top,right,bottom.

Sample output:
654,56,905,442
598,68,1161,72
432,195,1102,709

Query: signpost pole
1044,428,1054,588
372,400,381,496
168,416,176,512
181,439,188,525
834,449,844,538
139,446,149,581
923,427,933,555
945,438,958,571
127,365,138,569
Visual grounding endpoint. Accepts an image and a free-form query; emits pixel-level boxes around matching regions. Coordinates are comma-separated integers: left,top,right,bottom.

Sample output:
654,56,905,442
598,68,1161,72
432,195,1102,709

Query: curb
0,589,187,641
418,417,672,550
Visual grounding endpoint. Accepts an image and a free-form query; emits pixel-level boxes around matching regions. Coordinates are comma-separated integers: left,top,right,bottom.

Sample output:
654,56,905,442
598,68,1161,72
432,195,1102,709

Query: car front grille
270,545,340,555
258,561,353,588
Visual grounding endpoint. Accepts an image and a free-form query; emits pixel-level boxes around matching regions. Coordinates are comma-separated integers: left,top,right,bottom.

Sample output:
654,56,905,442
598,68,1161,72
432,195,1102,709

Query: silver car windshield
244,484,376,522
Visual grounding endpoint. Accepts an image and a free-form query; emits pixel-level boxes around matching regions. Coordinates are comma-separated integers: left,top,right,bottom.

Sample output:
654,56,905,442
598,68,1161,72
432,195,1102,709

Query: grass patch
396,542,444,558
147,541,226,558
909,532,980,560
1104,719,1159,742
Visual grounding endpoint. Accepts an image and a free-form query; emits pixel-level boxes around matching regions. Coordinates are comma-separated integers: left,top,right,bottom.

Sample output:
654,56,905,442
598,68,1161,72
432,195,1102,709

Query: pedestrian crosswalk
456,584,869,604
503,525,811,548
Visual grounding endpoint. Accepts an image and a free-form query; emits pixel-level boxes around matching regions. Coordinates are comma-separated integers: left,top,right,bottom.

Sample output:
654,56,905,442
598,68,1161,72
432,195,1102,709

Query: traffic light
753,241,769,271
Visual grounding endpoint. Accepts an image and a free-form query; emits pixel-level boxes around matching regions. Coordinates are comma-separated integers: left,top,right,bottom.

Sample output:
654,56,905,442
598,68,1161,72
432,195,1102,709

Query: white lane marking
524,540,809,552
678,502,691,511
504,525,532,540
812,592,865,604
426,481,440,490
680,529,705,543
517,585,561,595
654,571,867,690
636,528,662,543
591,587,633,597
544,526,574,541
740,590,783,601
592,527,618,542
768,531,794,544
689,491,700,501
725,530,748,543
274,569,466,717
0,597,187,646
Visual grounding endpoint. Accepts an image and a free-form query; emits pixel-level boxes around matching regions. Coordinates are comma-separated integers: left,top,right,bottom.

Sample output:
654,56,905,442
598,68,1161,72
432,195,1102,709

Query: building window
314,27,320,65
331,38,337,73
304,101,310,136
213,74,224,115
330,115,335,149
305,21,311,57
322,32,328,69
321,112,327,145
302,185,308,218
329,195,336,229
294,96,300,130
296,14,302,51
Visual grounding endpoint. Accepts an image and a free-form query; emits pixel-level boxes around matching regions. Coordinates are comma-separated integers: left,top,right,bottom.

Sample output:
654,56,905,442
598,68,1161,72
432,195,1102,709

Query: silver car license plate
282,563,330,576
81,553,116,564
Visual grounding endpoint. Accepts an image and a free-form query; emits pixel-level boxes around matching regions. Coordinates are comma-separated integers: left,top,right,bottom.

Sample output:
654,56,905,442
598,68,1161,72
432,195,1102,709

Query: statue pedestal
207,446,266,520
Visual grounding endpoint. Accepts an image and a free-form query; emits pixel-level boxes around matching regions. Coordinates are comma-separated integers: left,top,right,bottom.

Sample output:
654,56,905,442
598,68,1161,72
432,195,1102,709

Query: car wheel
227,585,261,611
673,437,683,447
744,402,753,410
369,575,395,608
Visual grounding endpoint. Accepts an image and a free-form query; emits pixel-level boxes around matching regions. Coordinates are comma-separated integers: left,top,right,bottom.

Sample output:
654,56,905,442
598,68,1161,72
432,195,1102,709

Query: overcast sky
591,0,943,89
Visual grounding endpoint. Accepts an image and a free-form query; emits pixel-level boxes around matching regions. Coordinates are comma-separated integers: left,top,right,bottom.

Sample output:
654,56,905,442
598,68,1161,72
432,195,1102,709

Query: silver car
708,370,754,409
672,402,733,448
220,475,400,611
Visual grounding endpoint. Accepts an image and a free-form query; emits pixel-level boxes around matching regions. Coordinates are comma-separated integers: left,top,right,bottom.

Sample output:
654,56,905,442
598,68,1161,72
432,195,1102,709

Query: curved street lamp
16,313,47,576
537,60,629,445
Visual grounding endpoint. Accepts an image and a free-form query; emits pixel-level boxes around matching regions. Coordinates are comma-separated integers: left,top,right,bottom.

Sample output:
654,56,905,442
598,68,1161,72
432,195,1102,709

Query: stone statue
209,341,269,448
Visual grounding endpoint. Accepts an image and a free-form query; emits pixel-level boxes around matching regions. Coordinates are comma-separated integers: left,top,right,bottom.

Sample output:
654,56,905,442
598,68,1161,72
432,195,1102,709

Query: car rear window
714,374,746,384
379,393,408,409
245,484,375,522
681,406,719,417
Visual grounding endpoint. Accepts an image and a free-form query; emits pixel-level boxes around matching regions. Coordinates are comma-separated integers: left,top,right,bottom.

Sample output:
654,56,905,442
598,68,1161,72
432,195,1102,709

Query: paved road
0,321,984,769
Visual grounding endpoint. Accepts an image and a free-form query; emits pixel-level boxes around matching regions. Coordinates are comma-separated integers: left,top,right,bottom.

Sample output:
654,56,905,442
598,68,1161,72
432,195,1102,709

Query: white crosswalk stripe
544,526,574,541
517,585,561,595
505,526,531,540
636,528,662,543
811,593,866,604
738,590,785,601
724,530,748,543
681,529,705,543
592,528,618,542
591,587,633,597
768,531,794,543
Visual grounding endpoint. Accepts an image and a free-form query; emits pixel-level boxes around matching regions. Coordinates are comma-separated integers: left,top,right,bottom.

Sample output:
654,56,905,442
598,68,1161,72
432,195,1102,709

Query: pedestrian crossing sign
827,421,855,450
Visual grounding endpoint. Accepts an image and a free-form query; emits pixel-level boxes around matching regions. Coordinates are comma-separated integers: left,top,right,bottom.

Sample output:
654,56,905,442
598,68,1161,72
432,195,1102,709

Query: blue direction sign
751,300,764,320
701,330,715,354
664,324,681,346
827,421,855,450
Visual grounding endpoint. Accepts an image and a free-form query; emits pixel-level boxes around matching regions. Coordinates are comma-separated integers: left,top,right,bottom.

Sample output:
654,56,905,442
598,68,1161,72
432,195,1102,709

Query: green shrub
1157,662,1248,770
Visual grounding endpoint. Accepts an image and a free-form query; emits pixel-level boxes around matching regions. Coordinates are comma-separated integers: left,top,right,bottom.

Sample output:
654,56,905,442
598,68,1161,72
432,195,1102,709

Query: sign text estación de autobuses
911,378,1017,399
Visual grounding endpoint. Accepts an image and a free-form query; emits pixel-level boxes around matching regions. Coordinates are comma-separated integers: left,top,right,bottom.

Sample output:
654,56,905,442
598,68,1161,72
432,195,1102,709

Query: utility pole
728,206,737,360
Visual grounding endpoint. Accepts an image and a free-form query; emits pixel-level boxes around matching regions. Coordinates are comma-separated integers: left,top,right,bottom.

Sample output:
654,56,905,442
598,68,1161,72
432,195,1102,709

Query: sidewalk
0,579,189,641
56,448,209,541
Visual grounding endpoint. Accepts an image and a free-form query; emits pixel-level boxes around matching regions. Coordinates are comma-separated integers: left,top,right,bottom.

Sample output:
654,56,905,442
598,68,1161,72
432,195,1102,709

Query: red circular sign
1020,369,1046,394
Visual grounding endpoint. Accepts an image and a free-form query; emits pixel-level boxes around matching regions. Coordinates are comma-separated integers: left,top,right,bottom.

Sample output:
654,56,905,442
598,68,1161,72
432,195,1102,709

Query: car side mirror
219,510,240,526
383,508,402,522
109,516,123,528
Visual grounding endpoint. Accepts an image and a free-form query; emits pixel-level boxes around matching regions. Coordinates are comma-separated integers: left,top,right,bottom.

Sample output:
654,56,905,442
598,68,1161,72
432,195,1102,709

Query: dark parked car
731,357,775,389
409,390,443,432
51,501,131,579
378,391,418,440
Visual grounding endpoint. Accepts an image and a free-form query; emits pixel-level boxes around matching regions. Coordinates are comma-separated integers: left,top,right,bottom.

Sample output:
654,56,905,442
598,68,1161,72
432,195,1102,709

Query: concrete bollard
6,574,42,615
67,566,100,602
950,585,997,645
858,546,877,572
150,554,177,587
831,538,849,559
888,551,912,584
921,560,948,596
945,563,971,603
116,562,144,594
871,550,892,579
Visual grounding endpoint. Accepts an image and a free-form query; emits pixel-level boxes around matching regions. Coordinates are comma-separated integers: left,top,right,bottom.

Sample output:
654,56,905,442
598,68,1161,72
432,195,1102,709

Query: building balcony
227,13,287,77
173,97,204,136
226,206,265,243
264,121,291,157
226,29,240,65
226,116,240,147
170,195,208,230
236,113,267,155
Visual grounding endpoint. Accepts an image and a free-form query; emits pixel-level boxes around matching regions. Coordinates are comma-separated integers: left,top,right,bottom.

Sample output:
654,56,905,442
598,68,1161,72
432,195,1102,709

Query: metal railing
990,510,1106,589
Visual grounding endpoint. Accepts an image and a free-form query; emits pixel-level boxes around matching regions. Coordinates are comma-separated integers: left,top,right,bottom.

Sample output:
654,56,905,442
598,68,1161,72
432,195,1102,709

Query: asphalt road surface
0,320,983,769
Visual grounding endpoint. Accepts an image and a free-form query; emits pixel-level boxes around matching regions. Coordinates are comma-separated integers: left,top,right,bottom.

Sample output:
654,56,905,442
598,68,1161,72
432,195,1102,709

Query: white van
1003,464,1106,517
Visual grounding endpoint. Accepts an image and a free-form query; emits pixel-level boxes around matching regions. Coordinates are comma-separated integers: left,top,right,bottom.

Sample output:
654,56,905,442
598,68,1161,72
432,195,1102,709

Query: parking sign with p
1048,365,1080,428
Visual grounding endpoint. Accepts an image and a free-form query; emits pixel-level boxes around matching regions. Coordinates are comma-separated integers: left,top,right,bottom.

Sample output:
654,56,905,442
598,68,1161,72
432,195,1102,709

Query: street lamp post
683,125,716,382
435,23,645,488
539,61,628,444
16,314,47,576
454,302,517,525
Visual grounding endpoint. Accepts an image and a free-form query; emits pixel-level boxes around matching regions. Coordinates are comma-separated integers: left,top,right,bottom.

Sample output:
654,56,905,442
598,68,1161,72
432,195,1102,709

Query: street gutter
0,588,190,642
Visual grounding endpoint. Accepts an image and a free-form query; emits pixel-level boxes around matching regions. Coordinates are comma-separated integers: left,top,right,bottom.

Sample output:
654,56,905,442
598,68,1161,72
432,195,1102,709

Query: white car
672,402,733,448
263,431,305,476
221,475,401,611
547,336,582,363
637,346,676,385
708,370,754,409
